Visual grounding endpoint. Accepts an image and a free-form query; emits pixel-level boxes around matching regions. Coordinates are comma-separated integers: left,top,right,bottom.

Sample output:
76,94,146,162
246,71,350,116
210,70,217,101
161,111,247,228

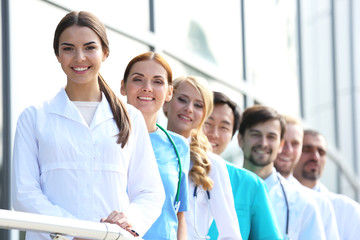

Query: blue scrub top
143,127,190,240
208,162,283,240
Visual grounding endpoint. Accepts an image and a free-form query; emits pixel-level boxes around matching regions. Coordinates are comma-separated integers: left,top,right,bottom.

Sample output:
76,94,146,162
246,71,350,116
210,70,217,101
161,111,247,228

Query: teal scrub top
208,162,283,240
143,128,190,240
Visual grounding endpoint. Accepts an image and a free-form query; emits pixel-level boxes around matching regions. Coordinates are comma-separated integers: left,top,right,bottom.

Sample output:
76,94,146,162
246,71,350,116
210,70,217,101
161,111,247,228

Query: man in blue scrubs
204,92,282,240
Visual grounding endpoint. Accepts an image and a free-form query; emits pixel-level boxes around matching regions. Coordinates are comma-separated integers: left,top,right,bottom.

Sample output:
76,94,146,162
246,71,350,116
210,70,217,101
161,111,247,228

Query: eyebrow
60,41,97,47
130,72,165,79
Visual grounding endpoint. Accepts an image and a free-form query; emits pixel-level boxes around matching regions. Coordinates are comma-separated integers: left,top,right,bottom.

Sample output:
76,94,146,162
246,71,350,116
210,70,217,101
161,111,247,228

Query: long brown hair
53,11,131,147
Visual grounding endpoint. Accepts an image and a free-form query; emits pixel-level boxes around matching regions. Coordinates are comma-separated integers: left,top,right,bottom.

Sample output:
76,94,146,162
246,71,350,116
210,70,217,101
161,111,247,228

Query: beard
247,150,273,167
274,161,292,177
301,160,321,180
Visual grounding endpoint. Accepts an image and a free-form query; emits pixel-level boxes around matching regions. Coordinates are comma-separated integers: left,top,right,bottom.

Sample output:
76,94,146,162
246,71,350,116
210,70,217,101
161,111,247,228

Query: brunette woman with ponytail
164,76,241,239
12,11,164,240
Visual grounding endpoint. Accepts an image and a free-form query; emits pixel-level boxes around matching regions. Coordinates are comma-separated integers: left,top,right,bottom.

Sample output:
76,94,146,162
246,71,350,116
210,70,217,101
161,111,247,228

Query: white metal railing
0,209,137,240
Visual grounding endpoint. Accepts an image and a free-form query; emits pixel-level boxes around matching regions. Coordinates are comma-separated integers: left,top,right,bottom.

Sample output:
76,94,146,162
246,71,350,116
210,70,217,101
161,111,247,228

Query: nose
260,136,268,146
310,150,320,161
75,50,86,62
207,126,219,139
282,141,293,153
142,81,153,92
184,102,193,113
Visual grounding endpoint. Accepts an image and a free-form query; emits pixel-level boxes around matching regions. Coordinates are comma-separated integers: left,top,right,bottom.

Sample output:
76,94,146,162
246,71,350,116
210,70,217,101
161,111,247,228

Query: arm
177,212,187,240
208,153,242,240
11,108,75,218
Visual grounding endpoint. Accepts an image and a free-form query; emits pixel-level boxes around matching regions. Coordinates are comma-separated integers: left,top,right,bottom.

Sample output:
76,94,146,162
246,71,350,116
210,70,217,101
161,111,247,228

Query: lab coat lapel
89,93,113,129
48,88,87,125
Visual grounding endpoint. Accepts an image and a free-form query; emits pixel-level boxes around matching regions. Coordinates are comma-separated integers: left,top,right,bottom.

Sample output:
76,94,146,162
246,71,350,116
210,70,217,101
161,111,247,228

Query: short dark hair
213,91,241,137
239,105,286,140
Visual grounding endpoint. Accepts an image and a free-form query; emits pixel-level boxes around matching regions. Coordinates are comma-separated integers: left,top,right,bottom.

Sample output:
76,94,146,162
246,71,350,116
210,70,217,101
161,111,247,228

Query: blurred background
1,0,359,239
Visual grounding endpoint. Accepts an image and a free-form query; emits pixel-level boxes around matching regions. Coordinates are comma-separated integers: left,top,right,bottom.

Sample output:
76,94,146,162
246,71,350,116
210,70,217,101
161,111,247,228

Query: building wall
3,0,360,238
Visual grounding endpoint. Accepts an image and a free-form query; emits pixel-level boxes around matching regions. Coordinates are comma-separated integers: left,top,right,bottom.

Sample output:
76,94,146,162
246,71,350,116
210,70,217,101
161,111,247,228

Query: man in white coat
238,105,326,240
274,115,340,239
294,129,360,240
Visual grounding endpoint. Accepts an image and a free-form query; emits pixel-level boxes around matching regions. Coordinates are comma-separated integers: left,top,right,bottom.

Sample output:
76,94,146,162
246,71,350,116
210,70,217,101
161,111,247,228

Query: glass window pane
47,0,150,32
156,0,243,83
244,0,300,115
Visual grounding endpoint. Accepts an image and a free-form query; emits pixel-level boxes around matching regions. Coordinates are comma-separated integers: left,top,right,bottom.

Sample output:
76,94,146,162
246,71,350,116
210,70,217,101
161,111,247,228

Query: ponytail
98,74,131,147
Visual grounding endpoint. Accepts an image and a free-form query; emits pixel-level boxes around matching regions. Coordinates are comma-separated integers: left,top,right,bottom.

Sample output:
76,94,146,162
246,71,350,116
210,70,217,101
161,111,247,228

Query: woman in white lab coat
11,11,165,240
163,76,241,239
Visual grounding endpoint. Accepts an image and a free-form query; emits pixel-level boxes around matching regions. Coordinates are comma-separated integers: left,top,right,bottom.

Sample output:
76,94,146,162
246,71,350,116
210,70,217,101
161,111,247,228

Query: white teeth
138,97,153,100
74,67,88,71
255,149,269,154
179,115,191,121
211,143,217,147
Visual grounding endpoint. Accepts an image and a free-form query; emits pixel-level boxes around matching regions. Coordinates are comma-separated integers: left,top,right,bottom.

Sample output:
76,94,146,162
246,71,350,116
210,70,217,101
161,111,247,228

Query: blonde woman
163,76,241,239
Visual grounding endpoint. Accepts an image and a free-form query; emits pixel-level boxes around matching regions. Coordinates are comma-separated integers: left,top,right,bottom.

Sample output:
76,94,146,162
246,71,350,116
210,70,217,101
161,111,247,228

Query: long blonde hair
173,76,214,190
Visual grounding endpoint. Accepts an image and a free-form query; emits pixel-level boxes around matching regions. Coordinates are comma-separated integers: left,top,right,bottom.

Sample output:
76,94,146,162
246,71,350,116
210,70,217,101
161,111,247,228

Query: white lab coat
265,169,326,240
185,151,241,240
11,88,165,239
314,182,360,240
287,175,340,240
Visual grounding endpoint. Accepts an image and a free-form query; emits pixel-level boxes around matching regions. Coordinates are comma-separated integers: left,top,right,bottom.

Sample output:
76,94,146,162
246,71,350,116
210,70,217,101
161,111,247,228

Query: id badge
174,201,181,213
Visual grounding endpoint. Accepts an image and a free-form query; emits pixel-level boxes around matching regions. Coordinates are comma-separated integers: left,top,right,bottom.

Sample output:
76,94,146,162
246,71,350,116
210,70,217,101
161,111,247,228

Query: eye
268,134,278,141
302,146,312,153
318,149,326,156
154,79,164,85
85,45,96,50
177,96,187,103
62,46,73,51
220,126,231,132
204,121,211,127
132,77,142,82
250,132,261,138
194,102,203,108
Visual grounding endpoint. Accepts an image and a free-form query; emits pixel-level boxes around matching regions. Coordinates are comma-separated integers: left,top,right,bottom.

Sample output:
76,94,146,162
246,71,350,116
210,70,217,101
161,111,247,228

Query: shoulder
124,103,144,121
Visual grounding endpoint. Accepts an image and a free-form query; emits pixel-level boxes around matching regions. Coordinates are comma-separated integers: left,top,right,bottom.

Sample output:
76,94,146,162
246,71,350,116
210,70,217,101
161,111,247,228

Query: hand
100,210,139,237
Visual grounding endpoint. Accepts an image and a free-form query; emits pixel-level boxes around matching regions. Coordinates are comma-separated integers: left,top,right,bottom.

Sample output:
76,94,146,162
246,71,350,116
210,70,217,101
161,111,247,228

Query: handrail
0,209,137,239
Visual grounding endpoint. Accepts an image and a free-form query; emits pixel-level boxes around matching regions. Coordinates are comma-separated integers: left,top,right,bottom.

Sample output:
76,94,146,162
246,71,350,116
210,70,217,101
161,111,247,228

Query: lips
72,66,90,73
178,114,192,121
278,156,291,162
138,96,154,101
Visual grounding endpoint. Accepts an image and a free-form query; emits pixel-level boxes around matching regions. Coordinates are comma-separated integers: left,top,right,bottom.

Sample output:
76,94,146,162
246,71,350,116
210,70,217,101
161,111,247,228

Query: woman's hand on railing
100,210,139,237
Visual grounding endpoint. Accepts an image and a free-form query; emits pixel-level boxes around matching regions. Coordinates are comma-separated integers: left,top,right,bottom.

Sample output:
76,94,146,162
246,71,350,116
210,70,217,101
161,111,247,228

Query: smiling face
274,123,303,178
239,119,283,169
164,81,205,138
204,104,234,155
121,60,172,119
56,25,108,87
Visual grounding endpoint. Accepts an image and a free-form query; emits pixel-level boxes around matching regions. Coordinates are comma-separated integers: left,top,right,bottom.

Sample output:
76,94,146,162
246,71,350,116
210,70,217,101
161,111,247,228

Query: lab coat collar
47,88,113,128
313,182,329,193
264,167,278,191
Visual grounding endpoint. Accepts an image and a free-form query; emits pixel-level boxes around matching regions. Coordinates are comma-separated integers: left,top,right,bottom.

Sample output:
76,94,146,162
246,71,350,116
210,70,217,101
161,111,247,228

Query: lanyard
277,174,290,240
156,124,182,212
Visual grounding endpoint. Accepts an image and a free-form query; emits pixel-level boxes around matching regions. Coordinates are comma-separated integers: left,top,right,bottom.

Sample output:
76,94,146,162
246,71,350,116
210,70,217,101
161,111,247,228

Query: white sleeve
208,153,242,240
11,107,75,218
125,108,165,237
